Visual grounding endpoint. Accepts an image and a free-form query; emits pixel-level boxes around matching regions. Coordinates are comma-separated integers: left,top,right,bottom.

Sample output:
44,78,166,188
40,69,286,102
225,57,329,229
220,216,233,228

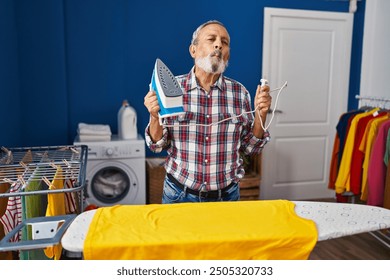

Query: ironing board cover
83,200,318,260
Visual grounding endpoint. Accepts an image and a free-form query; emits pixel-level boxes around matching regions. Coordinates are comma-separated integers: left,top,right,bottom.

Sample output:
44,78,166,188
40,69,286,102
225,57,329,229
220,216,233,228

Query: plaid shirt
145,67,270,191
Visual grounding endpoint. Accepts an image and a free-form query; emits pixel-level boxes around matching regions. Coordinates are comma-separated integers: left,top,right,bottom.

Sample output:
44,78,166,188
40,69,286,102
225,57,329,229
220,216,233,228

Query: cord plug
260,79,269,87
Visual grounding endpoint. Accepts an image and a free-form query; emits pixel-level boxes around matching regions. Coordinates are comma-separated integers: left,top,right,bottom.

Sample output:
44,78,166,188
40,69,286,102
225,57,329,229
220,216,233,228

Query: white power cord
258,80,288,131
160,80,288,132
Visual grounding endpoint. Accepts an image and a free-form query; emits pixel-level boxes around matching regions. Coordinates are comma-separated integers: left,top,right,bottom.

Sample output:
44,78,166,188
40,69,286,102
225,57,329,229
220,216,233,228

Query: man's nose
214,39,222,50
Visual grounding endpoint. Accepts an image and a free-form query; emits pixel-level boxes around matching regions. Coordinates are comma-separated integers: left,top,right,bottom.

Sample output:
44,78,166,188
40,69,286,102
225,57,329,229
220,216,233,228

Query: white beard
195,52,228,74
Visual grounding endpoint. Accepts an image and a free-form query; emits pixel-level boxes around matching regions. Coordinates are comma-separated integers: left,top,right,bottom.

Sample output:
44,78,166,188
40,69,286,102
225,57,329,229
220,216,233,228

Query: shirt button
205,159,208,163
205,136,209,141
206,115,210,118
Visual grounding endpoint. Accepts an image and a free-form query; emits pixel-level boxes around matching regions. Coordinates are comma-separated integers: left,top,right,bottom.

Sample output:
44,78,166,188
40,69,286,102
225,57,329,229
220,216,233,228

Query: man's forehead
199,24,229,38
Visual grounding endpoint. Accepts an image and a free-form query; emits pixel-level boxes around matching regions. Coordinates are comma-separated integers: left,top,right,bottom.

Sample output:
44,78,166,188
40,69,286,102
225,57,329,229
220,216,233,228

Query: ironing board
61,200,390,259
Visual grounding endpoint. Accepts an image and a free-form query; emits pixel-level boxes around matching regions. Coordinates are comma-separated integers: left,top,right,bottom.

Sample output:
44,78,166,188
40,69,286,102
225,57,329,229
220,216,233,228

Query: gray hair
190,20,230,45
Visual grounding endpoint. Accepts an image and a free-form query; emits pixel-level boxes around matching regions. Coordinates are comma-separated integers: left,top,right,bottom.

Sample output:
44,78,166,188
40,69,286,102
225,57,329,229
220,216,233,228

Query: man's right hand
144,90,160,120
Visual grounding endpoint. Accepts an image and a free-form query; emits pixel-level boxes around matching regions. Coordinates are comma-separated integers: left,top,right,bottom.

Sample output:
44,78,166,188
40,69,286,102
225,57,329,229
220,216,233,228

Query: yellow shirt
84,200,318,260
44,167,65,260
335,108,380,194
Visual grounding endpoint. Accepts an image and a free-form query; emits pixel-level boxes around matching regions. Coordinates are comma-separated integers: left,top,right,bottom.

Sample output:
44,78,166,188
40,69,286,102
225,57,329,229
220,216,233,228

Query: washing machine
74,134,146,207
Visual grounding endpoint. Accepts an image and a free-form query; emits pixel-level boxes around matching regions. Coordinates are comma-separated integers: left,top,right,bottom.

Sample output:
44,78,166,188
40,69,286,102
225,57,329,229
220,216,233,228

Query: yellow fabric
335,108,380,194
44,167,66,260
84,200,318,260
359,115,389,200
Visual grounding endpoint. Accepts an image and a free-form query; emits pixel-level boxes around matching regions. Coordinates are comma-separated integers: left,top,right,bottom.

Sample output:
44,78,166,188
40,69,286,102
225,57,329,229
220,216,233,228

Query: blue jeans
162,175,240,203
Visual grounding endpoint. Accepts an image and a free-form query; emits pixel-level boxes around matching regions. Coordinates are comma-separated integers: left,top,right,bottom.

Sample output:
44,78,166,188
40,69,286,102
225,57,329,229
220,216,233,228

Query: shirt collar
186,66,225,92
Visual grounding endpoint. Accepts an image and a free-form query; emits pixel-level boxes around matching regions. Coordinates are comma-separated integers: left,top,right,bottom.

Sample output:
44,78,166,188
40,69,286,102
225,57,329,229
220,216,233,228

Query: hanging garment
359,115,390,201
64,178,78,214
0,182,22,242
0,180,9,221
44,167,65,260
336,110,364,167
329,110,363,202
20,170,50,260
349,112,387,195
383,129,390,209
0,180,12,260
335,108,380,194
367,120,390,206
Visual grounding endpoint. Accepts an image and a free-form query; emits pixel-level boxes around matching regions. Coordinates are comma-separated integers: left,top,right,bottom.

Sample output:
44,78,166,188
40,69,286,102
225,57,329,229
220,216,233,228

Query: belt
167,173,236,199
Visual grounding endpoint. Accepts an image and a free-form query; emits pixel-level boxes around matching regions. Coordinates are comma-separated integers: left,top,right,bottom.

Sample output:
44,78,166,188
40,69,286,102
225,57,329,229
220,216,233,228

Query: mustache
210,50,222,58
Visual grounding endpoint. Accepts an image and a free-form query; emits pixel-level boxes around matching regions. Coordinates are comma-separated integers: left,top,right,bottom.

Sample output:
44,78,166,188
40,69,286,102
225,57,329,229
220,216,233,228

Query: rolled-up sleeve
241,128,270,155
144,123,170,153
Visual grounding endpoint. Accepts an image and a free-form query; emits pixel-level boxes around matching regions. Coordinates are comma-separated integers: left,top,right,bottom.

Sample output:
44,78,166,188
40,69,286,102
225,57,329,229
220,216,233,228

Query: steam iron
150,58,185,119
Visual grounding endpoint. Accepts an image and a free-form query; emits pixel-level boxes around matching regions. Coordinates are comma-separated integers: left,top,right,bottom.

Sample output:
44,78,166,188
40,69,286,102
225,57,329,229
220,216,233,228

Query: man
144,20,272,203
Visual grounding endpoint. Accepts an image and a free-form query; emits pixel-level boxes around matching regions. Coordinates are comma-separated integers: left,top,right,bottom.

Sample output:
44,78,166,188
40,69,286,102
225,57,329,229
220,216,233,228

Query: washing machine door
89,165,130,205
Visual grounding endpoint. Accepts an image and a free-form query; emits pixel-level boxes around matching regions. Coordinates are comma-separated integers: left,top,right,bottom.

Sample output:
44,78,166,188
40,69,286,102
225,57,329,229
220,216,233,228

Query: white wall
360,0,390,103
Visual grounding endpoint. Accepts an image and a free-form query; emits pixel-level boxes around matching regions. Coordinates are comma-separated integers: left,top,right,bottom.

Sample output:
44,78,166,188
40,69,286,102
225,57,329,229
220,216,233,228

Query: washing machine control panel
78,137,145,160
91,144,143,159
101,145,134,158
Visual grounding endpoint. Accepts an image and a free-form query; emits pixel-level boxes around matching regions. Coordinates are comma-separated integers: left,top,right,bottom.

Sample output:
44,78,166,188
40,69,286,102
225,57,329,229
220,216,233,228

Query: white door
260,8,353,200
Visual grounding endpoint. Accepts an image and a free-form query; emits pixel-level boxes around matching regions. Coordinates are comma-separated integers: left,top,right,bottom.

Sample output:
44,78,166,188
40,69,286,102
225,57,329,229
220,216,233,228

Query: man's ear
189,45,196,58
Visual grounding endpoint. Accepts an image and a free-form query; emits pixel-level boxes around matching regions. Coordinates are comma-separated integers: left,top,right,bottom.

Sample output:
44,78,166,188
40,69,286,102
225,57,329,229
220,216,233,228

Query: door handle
267,109,283,114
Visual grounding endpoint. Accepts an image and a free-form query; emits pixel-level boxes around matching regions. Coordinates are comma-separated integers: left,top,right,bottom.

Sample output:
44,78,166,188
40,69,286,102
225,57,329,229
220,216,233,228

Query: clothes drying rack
0,145,88,253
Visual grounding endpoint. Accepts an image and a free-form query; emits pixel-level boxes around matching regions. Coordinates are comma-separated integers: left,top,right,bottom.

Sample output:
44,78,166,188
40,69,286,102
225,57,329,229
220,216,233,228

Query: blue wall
0,0,365,157
1,0,22,146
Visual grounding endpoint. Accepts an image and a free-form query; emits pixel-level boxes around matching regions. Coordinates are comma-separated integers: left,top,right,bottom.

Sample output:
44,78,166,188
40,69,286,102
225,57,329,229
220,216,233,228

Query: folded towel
77,123,112,136
78,134,111,142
